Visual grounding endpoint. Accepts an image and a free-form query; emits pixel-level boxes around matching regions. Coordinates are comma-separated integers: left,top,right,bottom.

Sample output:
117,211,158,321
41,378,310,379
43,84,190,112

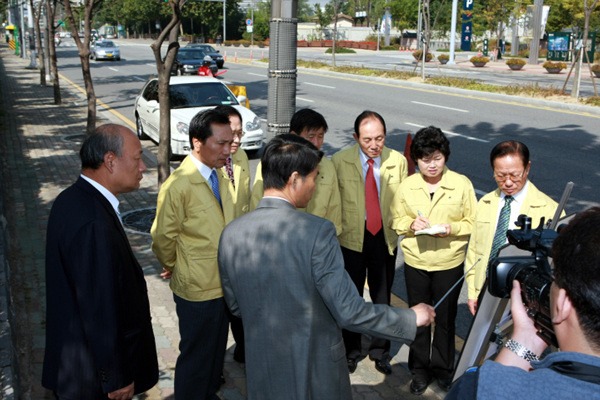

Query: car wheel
136,115,149,140
116,57,120,61
90,53,95,60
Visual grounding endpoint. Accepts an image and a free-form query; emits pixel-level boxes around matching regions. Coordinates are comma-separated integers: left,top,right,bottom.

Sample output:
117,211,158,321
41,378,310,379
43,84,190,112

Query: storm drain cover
122,208,156,235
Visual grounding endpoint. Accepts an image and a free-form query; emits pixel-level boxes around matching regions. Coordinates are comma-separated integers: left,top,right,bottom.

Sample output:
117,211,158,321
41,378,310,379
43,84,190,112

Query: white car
134,76,265,156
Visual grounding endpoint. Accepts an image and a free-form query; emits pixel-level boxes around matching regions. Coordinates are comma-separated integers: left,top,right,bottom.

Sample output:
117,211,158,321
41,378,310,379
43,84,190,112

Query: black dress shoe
410,377,431,395
437,377,453,392
347,358,358,373
373,358,392,375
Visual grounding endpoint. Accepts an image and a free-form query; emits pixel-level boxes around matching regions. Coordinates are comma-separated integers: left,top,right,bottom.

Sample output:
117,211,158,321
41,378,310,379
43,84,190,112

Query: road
54,37,600,347
55,37,600,214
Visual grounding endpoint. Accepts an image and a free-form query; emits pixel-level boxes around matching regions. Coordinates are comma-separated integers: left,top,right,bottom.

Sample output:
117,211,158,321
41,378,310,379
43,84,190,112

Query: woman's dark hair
489,141,529,168
262,134,323,190
410,126,450,164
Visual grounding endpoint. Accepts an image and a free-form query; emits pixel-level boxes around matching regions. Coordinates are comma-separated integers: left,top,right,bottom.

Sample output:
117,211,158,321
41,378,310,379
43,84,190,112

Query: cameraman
448,207,600,398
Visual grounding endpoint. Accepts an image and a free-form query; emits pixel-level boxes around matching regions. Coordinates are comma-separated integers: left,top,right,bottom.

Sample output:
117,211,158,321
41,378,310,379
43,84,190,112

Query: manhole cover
122,208,155,234
63,134,85,142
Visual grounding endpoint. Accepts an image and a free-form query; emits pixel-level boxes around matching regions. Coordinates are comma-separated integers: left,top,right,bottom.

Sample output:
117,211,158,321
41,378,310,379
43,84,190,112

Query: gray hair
80,124,125,170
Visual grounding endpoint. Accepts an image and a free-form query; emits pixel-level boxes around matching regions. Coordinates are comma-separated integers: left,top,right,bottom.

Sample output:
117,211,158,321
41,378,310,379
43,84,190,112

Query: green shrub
325,47,356,54
470,56,489,63
413,50,433,62
542,61,567,70
505,58,526,66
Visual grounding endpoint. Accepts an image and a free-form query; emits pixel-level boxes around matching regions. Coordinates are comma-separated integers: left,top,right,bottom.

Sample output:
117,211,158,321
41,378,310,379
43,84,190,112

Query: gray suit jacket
218,197,417,400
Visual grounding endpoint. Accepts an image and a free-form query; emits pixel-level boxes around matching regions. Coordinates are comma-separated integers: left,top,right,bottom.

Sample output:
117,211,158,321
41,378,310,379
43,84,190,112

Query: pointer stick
433,258,481,310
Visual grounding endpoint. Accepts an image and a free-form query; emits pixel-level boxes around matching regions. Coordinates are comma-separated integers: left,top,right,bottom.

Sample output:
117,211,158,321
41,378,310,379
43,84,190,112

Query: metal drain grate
122,208,156,235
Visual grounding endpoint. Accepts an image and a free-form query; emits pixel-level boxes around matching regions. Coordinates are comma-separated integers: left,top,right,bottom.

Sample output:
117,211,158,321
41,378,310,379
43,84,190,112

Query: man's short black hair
80,124,125,170
188,108,230,147
262,134,323,190
410,126,451,164
489,140,530,169
213,105,242,123
290,109,328,135
354,110,386,137
552,207,600,348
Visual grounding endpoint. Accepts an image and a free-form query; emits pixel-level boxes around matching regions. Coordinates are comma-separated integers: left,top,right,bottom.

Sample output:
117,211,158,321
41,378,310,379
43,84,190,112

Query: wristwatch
504,339,540,362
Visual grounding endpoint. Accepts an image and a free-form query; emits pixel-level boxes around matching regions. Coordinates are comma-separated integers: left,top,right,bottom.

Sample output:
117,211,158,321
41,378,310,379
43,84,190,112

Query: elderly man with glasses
465,140,560,316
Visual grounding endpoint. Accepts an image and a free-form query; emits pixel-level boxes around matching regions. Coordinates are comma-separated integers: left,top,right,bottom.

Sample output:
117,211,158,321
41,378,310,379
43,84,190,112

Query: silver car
90,40,120,61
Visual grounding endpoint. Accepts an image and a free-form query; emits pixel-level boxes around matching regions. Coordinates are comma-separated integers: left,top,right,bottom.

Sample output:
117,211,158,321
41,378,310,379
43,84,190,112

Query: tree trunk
31,0,45,86
571,0,598,99
46,0,61,104
151,0,186,186
63,0,99,135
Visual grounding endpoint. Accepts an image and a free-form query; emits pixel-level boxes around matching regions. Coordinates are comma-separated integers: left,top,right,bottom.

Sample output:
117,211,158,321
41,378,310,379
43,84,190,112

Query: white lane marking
133,76,146,81
405,123,489,143
411,101,469,113
305,82,335,89
297,97,314,103
248,72,265,77
146,63,156,67
108,67,119,72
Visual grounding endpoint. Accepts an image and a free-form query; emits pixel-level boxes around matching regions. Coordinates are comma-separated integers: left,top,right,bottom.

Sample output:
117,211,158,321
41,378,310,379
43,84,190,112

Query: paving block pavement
0,43,445,399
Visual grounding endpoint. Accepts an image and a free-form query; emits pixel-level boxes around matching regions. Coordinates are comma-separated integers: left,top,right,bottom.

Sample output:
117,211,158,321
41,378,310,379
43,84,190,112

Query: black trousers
173,295,228,400
226,309,245,362
342,227,396,361
404,263,463,380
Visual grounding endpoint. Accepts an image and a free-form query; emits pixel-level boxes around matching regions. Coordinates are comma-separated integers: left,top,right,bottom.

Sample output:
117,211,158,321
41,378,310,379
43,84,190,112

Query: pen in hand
417,210,431,228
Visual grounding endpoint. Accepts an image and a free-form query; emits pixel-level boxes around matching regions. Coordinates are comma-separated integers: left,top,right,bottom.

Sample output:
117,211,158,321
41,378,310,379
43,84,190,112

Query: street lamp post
448,0,458,65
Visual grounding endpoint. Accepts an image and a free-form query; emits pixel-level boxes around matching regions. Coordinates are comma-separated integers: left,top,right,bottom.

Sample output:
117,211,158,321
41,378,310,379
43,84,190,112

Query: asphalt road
54,38,600,344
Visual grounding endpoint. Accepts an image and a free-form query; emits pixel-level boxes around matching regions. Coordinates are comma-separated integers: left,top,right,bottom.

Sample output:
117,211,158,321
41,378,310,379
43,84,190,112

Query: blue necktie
209,169,221,206
490,196,513,258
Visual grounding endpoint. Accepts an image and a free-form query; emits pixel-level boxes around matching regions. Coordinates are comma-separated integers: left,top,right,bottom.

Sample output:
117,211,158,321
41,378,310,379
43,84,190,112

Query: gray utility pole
448,0,458,65
27,0,39,68
383,7,390,46
528,0,544,65
417,0,422,50
267,0,298,137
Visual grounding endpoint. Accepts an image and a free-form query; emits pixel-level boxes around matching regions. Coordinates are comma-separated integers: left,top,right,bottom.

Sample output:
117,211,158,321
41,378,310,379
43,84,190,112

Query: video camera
487,215,560,347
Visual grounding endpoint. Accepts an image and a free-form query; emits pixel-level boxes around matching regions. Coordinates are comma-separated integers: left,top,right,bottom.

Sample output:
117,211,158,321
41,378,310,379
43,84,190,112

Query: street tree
46,0,61,104
30,0,46,86
63,0,106,135
314,3,334,40
571,0,599,99
150,0,185,185
389,0,419,45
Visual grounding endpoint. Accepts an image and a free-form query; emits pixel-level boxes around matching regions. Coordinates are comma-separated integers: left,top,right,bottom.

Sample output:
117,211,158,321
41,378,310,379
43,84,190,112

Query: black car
185,43,225,69
172,48,218,75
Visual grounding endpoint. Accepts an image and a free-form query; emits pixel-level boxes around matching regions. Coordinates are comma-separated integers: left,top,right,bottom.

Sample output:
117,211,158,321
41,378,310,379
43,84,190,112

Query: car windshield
169,82,239,108
97,41,115,48
201,45,217,53
178,49,206,60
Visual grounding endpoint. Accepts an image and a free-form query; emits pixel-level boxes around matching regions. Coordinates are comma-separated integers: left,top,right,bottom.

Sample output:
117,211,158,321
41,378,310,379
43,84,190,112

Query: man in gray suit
218,134,435,399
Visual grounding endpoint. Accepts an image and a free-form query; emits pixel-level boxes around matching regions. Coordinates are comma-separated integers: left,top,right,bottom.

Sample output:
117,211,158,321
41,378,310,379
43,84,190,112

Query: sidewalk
0,43,445,399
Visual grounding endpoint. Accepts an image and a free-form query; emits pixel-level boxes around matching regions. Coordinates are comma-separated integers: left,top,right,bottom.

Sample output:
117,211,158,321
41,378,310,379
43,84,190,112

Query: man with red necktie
332,110,408,375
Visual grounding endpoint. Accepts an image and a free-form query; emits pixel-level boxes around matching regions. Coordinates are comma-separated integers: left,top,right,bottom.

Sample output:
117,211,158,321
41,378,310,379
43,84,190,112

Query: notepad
415,224,447,236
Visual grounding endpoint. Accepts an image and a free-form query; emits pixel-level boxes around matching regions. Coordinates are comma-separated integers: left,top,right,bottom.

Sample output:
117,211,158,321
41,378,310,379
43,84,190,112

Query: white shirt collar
358,147,381,168
190,154,216,182
80,174,120,217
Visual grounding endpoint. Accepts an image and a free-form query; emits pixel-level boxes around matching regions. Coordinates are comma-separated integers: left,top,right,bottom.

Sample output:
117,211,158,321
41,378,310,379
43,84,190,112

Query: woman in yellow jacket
391,126,476,395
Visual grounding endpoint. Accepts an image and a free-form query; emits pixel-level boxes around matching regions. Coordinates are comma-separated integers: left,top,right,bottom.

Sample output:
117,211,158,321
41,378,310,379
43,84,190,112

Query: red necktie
225,157,235,189
365,158,382,235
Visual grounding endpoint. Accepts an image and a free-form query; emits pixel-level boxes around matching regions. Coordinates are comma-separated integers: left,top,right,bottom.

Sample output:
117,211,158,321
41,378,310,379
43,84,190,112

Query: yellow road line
59,73,136,129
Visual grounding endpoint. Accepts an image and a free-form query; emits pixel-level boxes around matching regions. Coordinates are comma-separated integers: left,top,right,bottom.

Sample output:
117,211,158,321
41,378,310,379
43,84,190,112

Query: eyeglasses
494,170,526,183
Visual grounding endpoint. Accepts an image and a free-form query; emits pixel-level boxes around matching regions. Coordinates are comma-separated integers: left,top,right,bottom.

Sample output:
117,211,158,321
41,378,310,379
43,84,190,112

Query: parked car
185,43,225,68
134,76,265,157
173,48,218,75
90,40,120,61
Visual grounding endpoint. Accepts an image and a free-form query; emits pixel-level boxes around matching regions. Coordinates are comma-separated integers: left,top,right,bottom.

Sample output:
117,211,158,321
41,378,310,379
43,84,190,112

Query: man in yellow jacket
332,110,408,375
251,108,342,235
151,108,235,399
465,140,560,315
